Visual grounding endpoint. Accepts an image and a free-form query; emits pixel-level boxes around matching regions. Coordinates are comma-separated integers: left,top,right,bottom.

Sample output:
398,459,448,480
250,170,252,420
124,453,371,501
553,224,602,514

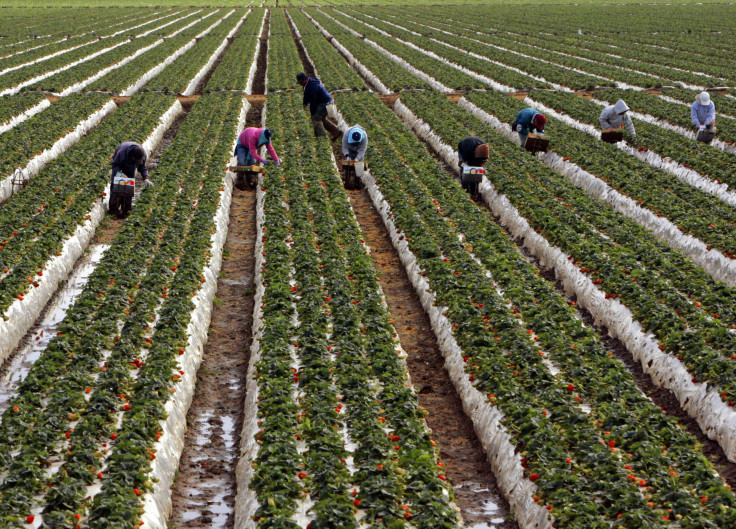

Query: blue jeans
235,142,256,166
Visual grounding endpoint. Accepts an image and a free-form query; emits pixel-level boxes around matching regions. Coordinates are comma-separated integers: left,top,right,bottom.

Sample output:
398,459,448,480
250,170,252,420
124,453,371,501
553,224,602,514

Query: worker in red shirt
235,127,280,167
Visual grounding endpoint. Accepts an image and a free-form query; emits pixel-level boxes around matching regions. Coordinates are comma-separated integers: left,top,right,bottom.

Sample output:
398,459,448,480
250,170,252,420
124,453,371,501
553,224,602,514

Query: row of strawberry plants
331,8,593,90
266,9,309,93
336,90,736,528
0,34,131,92
317,8,546,91
287,10,367,92
305,10,431,92
0,92,46,129
0,93,176,317
464,89,736,257
0,10,184,74
0,8,187,95
384,8,730,90
294,8,482,92
415,4,736,73
0,93,111,178
86,10,221,94
238,90,459,528
204,8,263,92
377,11,718,91
0,9,160,56
137,9,245,94
0,92,241,529
48,9,217,94
397,91,736,424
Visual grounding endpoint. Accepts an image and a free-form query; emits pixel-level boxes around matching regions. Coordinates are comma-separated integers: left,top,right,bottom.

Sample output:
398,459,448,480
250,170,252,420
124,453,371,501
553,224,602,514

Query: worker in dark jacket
109,142,151,216
457,136,489,194
297,72,340,140
458,136,489,167
513,108,546,148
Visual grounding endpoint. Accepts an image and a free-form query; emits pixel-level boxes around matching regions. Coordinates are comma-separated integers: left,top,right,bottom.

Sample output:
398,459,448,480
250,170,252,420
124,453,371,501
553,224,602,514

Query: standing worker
512,108,546,148
691,91,716,144
342,125,368,161
297,71,341,141
109,142,152,218
599,99,636,139
235,127,280,167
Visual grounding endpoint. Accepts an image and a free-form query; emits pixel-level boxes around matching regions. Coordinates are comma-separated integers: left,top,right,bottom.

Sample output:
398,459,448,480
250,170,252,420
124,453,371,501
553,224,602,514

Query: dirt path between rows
348,188,516,529
167,186,256,528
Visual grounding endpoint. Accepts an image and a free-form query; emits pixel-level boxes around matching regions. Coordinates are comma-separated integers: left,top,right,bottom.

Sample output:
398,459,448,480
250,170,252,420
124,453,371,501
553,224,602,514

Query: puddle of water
0,244,110,419
181,510,201,522
221,415,235,449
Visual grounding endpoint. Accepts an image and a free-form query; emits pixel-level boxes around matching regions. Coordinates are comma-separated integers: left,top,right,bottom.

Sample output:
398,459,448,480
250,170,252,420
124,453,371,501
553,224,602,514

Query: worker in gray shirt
599,99,636,138
342,125,368,161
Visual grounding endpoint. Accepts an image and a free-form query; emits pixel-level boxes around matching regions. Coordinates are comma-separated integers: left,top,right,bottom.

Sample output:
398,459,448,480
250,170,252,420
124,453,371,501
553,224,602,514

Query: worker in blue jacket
297,72,340,140
512,108,546,148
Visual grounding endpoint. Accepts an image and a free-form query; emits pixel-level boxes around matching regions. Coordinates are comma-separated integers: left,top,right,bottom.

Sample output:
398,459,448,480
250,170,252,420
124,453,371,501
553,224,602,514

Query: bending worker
342,125,368,161
599,99,636,139
691,91,716,144
109,142,151,216
297,71,341,141
235,127,280,167
512,108,546,147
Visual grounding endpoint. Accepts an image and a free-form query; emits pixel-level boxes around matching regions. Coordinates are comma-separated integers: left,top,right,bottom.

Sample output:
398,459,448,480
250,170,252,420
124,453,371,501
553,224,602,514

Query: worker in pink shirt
234,127,281,167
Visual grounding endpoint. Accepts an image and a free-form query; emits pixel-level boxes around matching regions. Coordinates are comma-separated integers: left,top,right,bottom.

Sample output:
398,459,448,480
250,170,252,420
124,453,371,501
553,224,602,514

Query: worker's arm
265,142,280,164
623,113,636,137
599,108,612,130
691,103,701,127
355,138,368,161
342,131,350,157
137,156,150,180
705,103,716,126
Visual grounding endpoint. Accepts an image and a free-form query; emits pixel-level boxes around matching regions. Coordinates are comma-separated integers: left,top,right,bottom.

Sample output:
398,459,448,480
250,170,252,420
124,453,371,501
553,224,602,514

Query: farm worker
342,125,368,161
297,71,341,141
599,99,636,138
457,136,489,168
109,142,150,217
691,91,716,144
235,127,280,167
512,108,546,148
111,142,151,184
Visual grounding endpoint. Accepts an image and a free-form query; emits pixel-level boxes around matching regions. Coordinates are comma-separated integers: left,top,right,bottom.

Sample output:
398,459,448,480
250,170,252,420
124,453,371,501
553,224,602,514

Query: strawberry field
1,2,736,529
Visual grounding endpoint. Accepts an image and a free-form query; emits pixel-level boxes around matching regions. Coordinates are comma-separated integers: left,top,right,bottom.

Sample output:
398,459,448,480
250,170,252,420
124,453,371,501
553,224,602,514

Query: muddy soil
348,188,517,528
252,10,269,95
167,185,256,528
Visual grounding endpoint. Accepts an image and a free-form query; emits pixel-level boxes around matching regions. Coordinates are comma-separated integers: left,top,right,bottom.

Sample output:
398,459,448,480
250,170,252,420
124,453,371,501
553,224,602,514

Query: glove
143,179,154,187
699,125,705,131
537,131,545,136
262,159,272,166
516,124,523,133
274,160,281,167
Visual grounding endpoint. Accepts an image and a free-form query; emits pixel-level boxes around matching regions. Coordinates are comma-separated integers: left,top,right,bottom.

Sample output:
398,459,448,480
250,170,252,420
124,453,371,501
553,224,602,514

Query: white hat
698,91,710,105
